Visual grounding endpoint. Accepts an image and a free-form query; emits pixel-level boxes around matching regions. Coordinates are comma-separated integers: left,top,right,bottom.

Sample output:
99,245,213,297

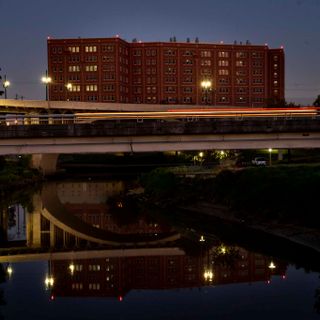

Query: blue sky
0,0,319,104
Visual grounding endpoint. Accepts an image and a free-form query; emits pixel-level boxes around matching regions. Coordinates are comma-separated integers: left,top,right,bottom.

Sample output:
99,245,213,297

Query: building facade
47,37,284,107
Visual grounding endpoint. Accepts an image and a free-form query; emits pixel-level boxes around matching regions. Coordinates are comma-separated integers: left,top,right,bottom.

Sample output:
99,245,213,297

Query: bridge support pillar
31,154,59,176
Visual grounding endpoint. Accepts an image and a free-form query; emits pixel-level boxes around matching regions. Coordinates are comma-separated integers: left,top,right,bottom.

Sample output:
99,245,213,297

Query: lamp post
268,148,273,166
41,70,52,101
201,80,212,105
3,75,10,99
66,83,72,101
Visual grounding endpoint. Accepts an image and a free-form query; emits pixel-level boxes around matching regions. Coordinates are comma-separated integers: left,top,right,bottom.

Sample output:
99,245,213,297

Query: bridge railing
0,108,319,126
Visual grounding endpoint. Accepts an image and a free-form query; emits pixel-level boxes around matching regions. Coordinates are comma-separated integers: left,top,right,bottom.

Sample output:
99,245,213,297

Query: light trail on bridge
0,107,318,126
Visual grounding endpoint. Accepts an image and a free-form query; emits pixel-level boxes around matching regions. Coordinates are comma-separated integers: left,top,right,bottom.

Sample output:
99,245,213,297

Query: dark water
0,179,319,319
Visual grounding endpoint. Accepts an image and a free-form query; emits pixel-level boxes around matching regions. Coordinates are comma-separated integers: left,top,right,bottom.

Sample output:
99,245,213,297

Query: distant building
47,37,284,106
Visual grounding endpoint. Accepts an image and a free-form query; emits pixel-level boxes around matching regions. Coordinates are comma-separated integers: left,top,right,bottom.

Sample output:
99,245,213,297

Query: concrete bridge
1,117,320,174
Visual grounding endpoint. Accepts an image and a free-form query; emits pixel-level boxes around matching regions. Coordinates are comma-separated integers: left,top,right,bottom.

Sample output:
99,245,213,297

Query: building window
104,73,115,80
219,87,229,93
201,60,211,66
219,78,229,84
237,96,246,103
253,69,263,75
165,58,176,65
184,59,193,65
87,95,98,101
88,283,100,290
253,61,263,67
236,52,247,58
165,67,176,74
164,49,176,56
183,87,193,93
68,46,80,53
253,87,264,93
165,86,176,93
252,52,263,58
72,283,83,290
85,46,97,52
85,65,98,72
219,96,229,103
218,51,229,58
253,78,263,84
201,51,211,57
68,85,81,92
236,78,246,85
236,70,246,76
86,85,98,92
133,49,142,56
182,76,193,83
68,65,80,72
236,60,245,67
85,56,97,62
102,45,114,52
236,87,247,94
219,69,229,76
218,60,229,67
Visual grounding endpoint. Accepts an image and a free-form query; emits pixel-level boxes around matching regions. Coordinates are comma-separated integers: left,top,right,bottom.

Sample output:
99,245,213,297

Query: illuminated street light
199,235,205,242
6,265,13,277
203,269,214,282
3,75,10,99
268,261,276,269
268,148,273,166
69,263,75,275
201,80,212,105
45,275,55,288
66,83,73,101
41,70,52,101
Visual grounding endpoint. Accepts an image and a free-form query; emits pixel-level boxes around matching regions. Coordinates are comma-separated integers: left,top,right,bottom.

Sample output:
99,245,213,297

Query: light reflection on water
0,180,319,319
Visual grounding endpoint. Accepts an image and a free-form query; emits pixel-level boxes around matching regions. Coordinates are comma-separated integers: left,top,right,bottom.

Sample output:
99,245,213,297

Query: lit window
85,46,97,52
86,85,98,92
218,51,229,58
218,60,229,67
219,69,229,75
85,65,98,72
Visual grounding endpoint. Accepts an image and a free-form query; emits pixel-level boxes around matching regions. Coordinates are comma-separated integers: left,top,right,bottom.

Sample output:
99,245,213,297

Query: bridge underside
2,132,320,175
1,132,320,155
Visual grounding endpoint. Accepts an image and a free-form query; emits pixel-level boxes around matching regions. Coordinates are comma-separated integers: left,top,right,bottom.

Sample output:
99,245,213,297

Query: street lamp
268,148,273,166
201,80,212,105
41,70,52,101
66,83,73,101
3,75,10,99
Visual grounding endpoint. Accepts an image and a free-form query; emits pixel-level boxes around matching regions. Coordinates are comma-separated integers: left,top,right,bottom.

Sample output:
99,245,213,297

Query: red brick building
47,37,284,107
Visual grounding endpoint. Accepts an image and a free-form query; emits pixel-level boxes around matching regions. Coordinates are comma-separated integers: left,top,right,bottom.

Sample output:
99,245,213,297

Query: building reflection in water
0,180,288,300
49,246,287,299
24,181,175,249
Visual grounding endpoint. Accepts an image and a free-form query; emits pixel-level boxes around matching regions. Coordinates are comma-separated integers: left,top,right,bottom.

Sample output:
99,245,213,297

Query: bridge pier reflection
31,154,59,175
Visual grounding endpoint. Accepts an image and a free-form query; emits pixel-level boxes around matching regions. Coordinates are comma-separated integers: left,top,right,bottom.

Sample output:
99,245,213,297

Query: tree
313,95,320,106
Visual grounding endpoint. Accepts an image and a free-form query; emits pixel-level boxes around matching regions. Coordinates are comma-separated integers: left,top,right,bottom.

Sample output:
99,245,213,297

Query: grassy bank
140,165,320,228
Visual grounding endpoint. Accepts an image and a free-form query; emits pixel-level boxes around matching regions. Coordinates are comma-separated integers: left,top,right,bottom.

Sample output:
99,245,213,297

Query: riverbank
0,156,43,190
140,165,320,254
180,201,320,254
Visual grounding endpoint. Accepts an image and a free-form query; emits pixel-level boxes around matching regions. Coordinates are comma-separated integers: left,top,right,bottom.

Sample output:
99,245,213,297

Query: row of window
52,95,267,104
53,45,274,60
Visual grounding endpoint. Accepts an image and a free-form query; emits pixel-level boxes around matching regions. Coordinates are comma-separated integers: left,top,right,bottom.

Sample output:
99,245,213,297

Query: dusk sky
0,0,319,104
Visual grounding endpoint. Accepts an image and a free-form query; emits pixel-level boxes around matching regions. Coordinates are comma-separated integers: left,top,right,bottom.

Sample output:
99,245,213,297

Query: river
0,179,319,319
